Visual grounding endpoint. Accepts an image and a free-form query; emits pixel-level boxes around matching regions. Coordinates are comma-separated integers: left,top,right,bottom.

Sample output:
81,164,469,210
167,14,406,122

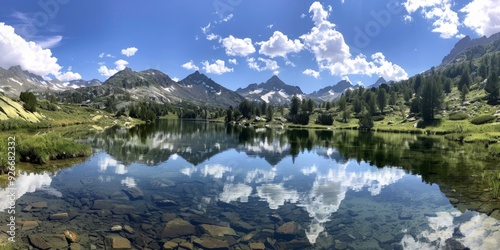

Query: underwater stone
199,224,237,237
193,236,229,250
123,187,144,200
275,221,300,240
28,235,51,250
105,234,132,250
160,218,195,239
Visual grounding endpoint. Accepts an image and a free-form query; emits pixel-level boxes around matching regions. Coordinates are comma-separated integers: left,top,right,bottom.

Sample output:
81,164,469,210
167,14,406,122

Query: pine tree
377,88,387,114
485,72,499,102
461,84,469,103
290,95,300,116
420,78,443,122
458,67,472,91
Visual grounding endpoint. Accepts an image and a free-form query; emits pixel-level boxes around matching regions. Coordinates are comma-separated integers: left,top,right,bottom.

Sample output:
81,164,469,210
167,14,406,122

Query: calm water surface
2,120,500,249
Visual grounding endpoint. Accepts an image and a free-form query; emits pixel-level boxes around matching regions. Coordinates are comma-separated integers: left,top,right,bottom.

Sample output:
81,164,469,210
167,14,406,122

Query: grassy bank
0,133,92,174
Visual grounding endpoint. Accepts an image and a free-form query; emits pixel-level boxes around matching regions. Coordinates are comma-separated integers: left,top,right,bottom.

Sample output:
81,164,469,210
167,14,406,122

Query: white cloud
58,70,82,81
461,0,500,37
98,53,113,58
115,59,129,70
36,35,63,49
300,13,307,19
98,59,129,77
182,60,200,71
206,33,220,41
300,2,408,81
172,77,179,82
0,23,84,81
222,14,234,22
267,24,274,29
98,66,117,78
221,35,256,57
121,47,138,57
202,59,233,75
402,0,460,39
247,57,279,72
258,31,304,58
303,69,320,79
201,23,211,34
228,59,238,65
404,15,413,23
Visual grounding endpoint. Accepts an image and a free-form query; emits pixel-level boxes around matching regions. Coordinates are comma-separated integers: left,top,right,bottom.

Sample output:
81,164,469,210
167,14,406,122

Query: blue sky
0,0,499,93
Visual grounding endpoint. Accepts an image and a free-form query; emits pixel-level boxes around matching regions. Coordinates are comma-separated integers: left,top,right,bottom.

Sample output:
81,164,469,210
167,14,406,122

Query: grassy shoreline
0,103,145,174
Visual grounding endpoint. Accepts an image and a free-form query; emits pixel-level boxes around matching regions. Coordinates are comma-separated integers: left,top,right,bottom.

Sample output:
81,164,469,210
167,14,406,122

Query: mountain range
1,31,499,108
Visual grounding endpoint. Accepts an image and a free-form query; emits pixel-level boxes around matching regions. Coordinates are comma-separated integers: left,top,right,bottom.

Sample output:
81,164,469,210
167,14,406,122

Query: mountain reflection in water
1,120,499,249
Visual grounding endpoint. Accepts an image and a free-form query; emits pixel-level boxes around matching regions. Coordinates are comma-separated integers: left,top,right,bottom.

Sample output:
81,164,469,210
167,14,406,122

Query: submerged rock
275,221,300,240
160,218,195,239
123,187,144,200
199,224,237,237
64,230,80,243
31,201,48,209
193,236,229,250
105,235,132,250
163,241,179,249
20,220,39,231
50,212,69,221
112,204,137,215
28,235,51,250
249,242,266,250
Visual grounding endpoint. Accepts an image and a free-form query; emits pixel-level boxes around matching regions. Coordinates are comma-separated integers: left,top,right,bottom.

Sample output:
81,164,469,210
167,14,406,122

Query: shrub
448,112,468,120
293,113,310,125
358,113,374,131
470,115,495,125
316,113,333,125
372,115,385,122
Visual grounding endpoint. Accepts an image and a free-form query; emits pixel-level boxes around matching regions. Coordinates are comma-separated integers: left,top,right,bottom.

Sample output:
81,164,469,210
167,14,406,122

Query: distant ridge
442,32,500,64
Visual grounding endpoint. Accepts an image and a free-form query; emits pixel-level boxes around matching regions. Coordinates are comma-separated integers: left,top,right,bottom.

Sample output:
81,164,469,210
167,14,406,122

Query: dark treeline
225,50,500,129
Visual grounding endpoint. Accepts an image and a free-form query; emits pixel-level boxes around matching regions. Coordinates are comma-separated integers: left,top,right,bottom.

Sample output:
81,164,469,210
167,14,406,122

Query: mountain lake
1,119,499,249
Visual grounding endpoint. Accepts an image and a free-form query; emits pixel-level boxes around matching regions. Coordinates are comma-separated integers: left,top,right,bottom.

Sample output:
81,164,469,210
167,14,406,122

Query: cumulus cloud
98,59,129,77
300,2,408,81
247,57,279,72
202,59,233,75
221,35,256,57
58,70,82,81
461,0,500,37
402,0,460,39
303,69,320,79
121,47,138,57
0,23,84,81
258,31,304,58
182,60,199,71
228,59,238,65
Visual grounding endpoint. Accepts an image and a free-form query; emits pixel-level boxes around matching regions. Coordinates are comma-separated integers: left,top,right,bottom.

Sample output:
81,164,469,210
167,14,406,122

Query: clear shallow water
1,120,500,249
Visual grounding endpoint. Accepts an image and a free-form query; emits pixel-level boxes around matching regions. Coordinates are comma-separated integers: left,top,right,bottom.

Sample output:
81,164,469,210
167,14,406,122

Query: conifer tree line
225,51,500,128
